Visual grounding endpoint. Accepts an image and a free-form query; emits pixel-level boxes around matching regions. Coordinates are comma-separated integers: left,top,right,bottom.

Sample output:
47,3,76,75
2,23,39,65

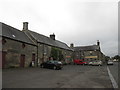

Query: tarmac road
2,64,113,88
107,62,118,87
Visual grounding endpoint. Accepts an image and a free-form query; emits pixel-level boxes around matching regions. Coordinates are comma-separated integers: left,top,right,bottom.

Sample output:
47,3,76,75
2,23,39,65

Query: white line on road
107,66,118,88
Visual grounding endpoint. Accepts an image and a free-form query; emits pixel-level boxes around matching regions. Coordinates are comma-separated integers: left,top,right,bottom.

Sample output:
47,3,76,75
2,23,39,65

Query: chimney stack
70,43,74,48
23,22,28,30
97,40,100,46
50,33,55,40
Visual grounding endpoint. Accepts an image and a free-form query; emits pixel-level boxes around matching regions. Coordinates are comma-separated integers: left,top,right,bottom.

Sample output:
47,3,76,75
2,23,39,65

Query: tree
113,55,120,60
50,47,64,61
105,56,110,62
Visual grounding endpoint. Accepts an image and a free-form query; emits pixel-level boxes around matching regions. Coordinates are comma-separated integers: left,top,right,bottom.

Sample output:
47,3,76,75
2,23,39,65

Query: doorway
20,54,25,67
1,51,7,68
32,54,35,61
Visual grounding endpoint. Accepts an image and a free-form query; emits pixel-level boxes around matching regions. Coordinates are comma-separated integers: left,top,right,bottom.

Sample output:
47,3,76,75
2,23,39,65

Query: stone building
0,22,73,68
0,22,106,68
0,22,37,68
22,22,73,65
73,40,105,63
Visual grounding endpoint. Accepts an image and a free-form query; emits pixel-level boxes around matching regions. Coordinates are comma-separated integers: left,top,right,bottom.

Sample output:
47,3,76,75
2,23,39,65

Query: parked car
107,60,113,65
88,61,93,65
40,60,63,70
90,60,102,66
61,61,67,65
73,59,87,65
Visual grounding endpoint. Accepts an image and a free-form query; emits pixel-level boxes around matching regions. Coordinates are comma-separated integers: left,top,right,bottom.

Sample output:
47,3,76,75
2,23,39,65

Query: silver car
88,61,93,65
107,60,113,65
90,61,102,66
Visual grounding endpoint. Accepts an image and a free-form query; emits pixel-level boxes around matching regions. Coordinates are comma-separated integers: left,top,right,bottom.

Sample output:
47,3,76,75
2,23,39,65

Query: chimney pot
23,22,28,30
97,40,100,46
50,33,55,40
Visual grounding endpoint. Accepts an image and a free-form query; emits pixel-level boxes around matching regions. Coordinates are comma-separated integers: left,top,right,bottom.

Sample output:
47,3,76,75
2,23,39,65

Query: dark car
40,60,63,70
73,59,87,65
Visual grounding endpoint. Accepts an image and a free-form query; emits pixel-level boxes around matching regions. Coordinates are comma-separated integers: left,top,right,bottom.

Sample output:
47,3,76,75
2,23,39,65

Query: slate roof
28,30,72,50
0,22,35,45
74,45,100,51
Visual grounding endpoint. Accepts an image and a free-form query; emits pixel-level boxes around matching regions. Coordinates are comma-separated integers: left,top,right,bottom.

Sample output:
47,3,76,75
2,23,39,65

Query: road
2,65,113,88
107,62,118,87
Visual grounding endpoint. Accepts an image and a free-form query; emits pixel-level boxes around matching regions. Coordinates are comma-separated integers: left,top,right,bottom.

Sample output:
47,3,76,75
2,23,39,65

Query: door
1,51,7,68
32,54,35,67
32,54,35,61
20,54,25,67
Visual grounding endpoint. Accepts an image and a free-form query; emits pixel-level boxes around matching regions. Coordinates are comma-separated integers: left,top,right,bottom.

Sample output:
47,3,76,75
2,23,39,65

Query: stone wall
1,37,37,68
61,49,73,64
74,50,105,62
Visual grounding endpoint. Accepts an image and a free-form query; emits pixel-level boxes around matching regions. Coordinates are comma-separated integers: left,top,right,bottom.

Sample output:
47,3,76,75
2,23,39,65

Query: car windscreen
53,61,62,64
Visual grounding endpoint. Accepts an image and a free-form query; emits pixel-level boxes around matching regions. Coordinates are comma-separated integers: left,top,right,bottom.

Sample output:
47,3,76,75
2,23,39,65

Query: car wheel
41,65,44,68
53,66,57,70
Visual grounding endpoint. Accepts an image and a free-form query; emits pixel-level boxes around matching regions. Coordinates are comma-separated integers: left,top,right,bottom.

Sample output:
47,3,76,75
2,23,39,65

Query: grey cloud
0,0,118,57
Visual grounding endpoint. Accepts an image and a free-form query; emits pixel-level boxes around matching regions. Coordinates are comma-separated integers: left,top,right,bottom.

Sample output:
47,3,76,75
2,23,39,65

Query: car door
79,61,83,64
45,61,52,68
43,62,48,68
49,61,54,68
43,61,50,68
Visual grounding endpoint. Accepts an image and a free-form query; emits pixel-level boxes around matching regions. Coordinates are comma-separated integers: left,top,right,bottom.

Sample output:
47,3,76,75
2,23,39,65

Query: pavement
0,69,2,90
2,64,114,88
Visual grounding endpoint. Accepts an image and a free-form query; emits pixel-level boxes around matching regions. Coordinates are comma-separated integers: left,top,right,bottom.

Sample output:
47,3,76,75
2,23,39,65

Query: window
22,43,26,48
90,51,93,55
2,38,6,45
12,35,16,37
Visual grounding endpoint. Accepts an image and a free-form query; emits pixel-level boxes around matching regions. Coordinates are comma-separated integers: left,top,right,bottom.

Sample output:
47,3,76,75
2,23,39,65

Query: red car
73,59,87,65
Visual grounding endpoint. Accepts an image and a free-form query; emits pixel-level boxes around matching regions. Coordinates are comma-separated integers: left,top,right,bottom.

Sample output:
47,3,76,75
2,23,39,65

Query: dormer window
12,35,16,37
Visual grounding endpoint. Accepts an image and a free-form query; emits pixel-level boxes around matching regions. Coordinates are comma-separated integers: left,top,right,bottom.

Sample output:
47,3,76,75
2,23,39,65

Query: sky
0,0,119,57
